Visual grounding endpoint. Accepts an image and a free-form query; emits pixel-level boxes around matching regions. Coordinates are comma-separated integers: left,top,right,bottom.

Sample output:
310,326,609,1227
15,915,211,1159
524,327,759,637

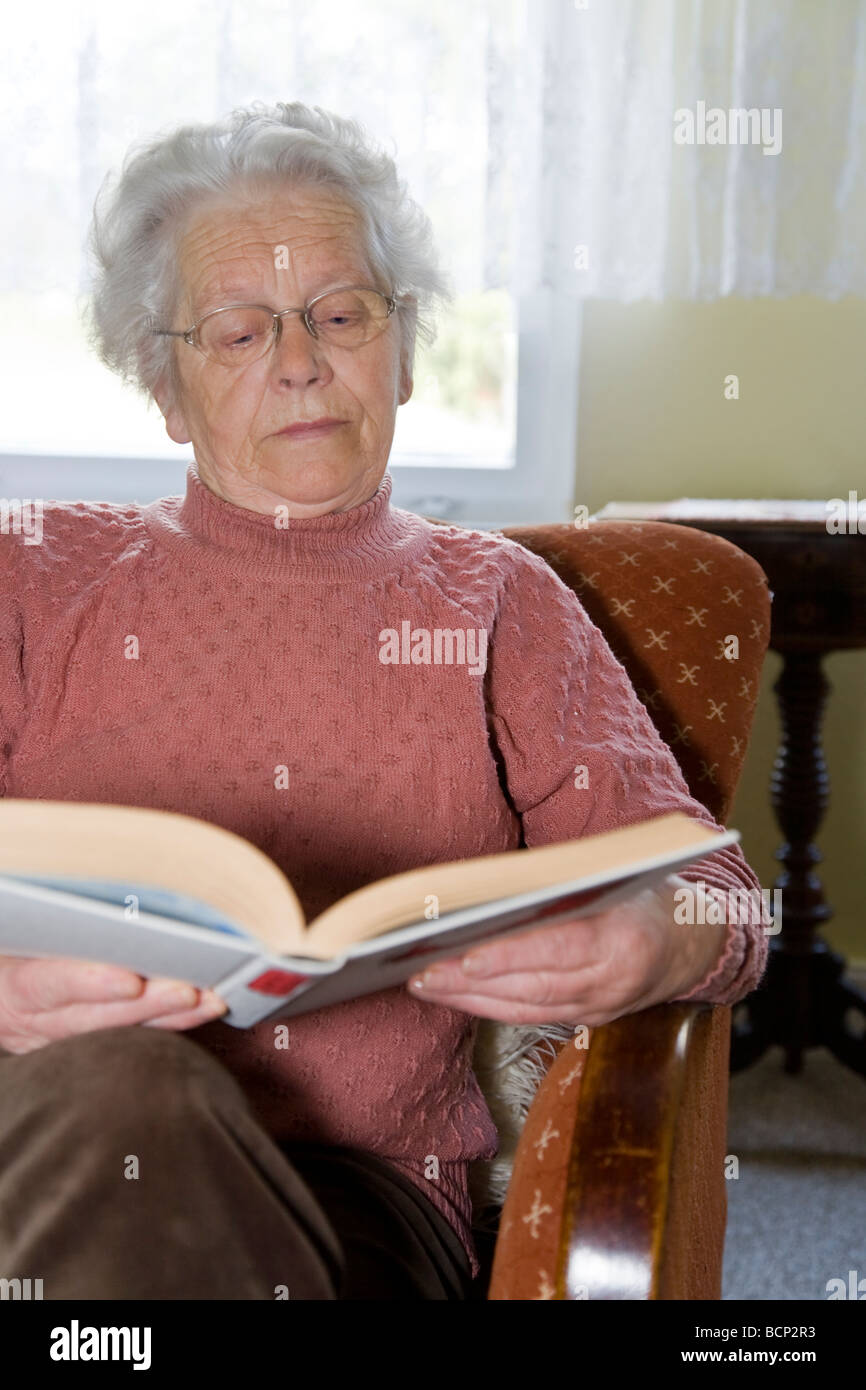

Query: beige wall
576,295,866,964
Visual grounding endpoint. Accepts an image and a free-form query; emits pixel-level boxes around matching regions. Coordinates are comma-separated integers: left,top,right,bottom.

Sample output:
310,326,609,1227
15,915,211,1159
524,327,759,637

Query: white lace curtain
513,0,866,300
1,0,864,307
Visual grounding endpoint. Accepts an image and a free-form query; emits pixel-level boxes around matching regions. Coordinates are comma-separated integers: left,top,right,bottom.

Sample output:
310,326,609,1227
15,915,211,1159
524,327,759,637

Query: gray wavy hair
84,100,450,406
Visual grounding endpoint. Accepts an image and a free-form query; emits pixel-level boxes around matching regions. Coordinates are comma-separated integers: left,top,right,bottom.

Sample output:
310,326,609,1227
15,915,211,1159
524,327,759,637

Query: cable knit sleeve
0,533,25,800
485,545,769,1006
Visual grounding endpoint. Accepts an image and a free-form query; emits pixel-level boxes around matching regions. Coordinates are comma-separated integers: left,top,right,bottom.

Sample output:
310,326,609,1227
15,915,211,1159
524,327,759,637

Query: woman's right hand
0,955,227,1054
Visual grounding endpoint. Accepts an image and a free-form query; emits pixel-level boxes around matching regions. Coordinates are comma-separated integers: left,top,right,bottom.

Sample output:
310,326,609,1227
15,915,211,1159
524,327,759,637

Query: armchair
461,517,771,1300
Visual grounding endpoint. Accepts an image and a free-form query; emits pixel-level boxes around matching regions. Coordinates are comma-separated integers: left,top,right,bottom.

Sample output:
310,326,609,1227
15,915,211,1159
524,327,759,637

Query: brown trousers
0,1025,476,1300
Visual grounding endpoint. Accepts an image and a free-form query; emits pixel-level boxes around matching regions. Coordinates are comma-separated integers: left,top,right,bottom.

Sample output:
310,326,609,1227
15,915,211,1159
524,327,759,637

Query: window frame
0,293,581,531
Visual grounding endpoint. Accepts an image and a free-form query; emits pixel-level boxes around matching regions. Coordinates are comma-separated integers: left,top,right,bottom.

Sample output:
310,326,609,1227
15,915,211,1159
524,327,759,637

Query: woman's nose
270,312,329,385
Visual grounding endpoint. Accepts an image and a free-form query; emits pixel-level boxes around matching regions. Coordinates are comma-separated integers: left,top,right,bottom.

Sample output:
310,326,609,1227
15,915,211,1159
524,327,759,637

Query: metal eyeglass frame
151,285,400,362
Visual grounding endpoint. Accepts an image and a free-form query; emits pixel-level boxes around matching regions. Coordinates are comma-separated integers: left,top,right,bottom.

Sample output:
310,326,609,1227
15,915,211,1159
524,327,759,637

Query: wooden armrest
488,1002,731,1300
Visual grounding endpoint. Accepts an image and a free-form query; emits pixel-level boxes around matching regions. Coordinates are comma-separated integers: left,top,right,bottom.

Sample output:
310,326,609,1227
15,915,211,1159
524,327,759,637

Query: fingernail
106,977,142,1000
414,968,449,990
461,953,488,975
151,983,197,1008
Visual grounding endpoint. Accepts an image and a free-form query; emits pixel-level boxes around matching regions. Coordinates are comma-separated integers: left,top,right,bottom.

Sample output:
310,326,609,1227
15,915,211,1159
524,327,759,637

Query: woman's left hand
407,874,728,1026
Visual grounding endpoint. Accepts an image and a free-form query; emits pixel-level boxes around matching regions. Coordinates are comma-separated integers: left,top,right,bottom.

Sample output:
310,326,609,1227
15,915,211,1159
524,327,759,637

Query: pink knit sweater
0,464,768,1279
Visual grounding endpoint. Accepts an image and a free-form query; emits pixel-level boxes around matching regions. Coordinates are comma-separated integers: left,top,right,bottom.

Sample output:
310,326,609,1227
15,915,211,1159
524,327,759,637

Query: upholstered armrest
487,1002,731,1300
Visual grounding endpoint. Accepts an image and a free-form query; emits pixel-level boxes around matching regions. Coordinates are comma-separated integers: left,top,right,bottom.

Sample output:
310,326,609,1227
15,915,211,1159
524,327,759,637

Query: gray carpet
723,1040,866,1300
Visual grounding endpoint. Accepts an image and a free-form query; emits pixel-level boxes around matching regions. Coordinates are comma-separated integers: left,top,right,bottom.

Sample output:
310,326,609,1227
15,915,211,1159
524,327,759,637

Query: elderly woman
0,102,767,1300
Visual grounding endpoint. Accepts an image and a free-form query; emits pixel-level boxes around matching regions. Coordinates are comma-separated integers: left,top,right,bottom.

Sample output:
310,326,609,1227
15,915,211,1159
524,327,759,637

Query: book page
0,801,306,953
305,812,727,957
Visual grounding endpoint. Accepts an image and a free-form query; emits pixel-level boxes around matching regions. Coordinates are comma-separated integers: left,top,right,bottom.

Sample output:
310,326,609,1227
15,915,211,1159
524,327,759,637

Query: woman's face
154,184,413,516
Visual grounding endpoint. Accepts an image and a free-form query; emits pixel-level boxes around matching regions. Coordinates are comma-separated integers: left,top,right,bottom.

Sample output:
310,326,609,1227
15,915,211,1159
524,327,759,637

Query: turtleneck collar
141,463,431,582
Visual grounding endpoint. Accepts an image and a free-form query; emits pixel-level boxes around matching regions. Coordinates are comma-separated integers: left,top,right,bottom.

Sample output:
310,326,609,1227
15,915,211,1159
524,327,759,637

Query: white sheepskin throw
468,1018,574,1229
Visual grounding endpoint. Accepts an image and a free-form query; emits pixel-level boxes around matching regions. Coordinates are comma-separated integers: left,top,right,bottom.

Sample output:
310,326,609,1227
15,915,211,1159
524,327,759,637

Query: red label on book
247,970,308,996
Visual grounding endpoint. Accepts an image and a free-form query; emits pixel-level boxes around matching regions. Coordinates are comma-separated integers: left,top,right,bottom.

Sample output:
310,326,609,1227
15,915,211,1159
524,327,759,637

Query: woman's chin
259,456,378,514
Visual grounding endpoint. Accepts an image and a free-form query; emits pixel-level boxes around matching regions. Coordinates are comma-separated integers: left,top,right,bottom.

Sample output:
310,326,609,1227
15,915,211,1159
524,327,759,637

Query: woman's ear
397,296,418,405
152,374,192,446
398,352,414,406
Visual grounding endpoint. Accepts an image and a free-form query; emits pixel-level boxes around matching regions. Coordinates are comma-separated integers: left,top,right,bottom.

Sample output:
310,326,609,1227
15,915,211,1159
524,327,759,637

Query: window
0,0,579,527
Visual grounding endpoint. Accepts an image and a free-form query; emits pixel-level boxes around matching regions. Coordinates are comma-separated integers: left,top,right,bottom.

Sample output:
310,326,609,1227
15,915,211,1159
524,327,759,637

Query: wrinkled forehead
175,184,375,318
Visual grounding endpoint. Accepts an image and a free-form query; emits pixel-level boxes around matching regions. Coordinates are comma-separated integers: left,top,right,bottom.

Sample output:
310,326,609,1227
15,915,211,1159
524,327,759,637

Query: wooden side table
594,499,866,1079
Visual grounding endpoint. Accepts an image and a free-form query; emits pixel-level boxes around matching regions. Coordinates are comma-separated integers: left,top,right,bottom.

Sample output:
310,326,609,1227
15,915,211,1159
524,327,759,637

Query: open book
0,801,738,1027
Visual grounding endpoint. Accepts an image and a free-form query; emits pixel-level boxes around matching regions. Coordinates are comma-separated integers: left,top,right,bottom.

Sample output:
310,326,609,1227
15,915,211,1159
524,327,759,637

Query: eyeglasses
152,286,400,367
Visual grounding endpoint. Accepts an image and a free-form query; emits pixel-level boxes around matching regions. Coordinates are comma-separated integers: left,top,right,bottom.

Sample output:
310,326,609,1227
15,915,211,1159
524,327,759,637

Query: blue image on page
4,876,248,938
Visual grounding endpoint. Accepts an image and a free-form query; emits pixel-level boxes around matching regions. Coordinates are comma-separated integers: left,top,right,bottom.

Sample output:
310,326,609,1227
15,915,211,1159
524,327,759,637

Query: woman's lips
274,419,347,439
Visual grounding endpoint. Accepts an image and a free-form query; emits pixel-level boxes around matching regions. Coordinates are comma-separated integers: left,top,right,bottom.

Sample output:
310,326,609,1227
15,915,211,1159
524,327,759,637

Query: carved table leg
769,652,832,1072
731,652,866,1078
